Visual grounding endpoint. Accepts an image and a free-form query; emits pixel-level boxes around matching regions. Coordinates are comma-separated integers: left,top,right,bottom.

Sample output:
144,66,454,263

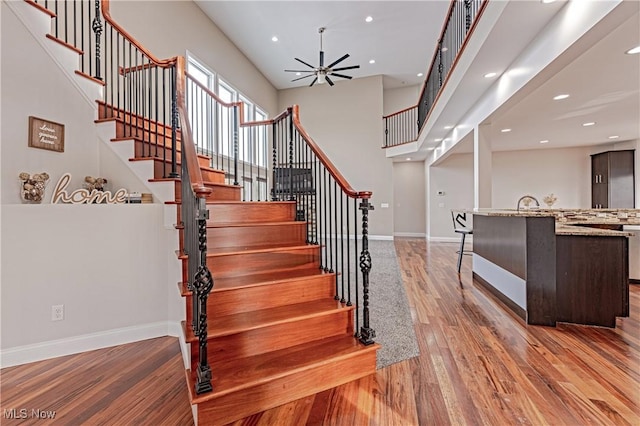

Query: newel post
358,198,376,346
194,197,214,394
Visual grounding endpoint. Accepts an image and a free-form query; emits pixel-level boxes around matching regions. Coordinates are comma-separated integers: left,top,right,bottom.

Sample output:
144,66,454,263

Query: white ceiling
194,1,640,156
194,1,451,90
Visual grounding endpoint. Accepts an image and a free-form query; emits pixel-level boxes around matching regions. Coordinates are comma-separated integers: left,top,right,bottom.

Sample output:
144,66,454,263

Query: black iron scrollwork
194,205,214,394
92,0,103,80
358,199,376,346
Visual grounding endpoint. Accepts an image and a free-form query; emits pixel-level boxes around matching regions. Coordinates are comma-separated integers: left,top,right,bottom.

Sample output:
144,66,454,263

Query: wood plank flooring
2,239,638,425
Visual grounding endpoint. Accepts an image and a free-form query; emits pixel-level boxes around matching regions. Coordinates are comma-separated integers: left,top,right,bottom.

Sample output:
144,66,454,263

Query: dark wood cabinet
591,150,635,209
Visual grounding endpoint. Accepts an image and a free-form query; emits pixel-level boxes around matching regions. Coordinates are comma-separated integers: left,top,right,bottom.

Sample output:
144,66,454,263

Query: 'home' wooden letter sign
29,116,65,152
51,173,128,204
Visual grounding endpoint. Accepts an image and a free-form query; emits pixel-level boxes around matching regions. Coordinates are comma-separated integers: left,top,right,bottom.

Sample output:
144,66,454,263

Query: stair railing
383,0,487,148
383,105,419,148
184,74,274,200
271,106,376,346
29,0,376,395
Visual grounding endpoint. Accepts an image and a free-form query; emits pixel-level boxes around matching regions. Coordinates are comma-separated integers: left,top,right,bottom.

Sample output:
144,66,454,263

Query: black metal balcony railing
383,0,486,148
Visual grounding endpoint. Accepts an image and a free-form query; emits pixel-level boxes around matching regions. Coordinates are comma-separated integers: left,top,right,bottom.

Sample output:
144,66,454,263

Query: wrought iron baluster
194,198,214,395
92,0,102,80
358,198,375,346
169,66,179,178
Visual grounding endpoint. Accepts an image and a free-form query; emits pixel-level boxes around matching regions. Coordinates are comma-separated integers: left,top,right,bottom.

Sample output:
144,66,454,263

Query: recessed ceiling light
553,94,570,100
271,36,278,42
296,72,301,76
444,125,453,130
541,0,556,3
540,140,549,144
434,138,443,142
582,122,596,127
626,46,640,55
609,135,620,139
441,47,448,52
406,157,411,161
369,59,376,64
501,128,511,133
484,72,497,78
365,16,373,23
417,73,424,77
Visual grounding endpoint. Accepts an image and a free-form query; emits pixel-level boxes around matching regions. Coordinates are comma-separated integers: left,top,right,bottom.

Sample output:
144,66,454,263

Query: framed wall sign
28,116,65,153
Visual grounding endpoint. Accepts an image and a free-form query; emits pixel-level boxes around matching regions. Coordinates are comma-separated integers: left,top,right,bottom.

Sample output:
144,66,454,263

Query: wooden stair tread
187,335,379,404
184,298,352,341
179,267,333,295
175,221,305,230
207,242,318,256
128,156,219,172
177,243,317,258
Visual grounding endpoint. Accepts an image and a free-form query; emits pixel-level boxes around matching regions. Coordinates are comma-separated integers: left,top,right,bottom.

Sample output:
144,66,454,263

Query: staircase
21,0,380,424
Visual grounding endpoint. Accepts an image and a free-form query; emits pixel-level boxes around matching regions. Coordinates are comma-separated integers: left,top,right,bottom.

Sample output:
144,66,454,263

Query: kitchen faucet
517,195,540,212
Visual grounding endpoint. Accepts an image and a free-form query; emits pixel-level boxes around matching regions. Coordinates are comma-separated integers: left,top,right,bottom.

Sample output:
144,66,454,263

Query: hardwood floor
2,239,638,425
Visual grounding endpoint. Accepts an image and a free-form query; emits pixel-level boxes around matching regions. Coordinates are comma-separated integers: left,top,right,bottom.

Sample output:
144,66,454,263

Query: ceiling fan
285,27,360,87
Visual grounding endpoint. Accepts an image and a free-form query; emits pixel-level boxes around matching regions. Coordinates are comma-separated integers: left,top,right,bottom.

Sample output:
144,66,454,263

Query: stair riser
178,222,307,253
147,159,225,184
190,311,354,367
181,247,320,281
185,274,335,319
178,202,297,225
174,184,238,206
99,103,180,139
195,347,377,425
132,140,211,169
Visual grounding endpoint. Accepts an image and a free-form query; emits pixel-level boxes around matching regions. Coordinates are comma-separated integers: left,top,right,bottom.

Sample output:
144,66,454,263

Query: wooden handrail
101,0,176,68
382,104,418,120
290,105,371,200
185,68,370,199
175,56,211,197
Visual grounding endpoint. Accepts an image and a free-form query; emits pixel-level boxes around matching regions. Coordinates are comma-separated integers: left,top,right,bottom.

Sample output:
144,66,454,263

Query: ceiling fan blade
285,69,314,73
325,75,335,86
329,72,353,80
327,54,350,69
295,58,316,69
309,77,318,87
332,65,360,72
320,51,324,67
291,74,315,82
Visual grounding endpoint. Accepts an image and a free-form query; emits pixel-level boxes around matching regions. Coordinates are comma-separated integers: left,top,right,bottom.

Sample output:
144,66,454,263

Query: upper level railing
383,0,487,148
27,0,376,397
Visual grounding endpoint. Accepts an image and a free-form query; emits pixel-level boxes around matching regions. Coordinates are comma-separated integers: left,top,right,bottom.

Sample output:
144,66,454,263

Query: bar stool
451,210,473,273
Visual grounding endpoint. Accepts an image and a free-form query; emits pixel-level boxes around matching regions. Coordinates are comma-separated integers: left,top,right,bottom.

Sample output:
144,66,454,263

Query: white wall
0,2,180,366
383,84,420,116
428,154,474,241
427,146,595,239
110,0,278,116
492,146,592,209
393,161,426,236
278,76,393,237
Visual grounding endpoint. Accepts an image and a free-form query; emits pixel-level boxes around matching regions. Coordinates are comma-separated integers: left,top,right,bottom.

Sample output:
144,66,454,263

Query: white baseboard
393,232,426,238
0,321,180,368
369,235,394,241
428,236,474,243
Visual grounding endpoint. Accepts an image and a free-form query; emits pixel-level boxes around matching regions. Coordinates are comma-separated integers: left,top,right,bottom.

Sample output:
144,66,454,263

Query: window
186,57,215,154
185,55,271,201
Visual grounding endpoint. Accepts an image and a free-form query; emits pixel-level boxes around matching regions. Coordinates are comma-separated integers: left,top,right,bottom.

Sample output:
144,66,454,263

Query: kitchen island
471,209,637,328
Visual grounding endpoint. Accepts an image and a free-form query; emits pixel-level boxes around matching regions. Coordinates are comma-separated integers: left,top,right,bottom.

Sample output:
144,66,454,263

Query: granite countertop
555,224,635,237
469,208,639,236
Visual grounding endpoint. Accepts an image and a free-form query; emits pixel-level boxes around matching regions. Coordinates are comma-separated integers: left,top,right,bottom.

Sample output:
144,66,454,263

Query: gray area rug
347,239,420,369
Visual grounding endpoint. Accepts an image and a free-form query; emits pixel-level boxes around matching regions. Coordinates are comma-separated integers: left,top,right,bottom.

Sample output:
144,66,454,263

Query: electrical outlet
52,304,64,321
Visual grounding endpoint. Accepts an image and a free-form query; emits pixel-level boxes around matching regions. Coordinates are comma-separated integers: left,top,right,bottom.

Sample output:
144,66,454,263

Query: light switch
381,203,389,208
438,203,445,208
